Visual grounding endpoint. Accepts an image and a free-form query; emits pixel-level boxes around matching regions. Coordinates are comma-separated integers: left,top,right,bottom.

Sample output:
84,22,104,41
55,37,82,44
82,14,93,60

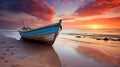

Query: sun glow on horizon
87,24,102,30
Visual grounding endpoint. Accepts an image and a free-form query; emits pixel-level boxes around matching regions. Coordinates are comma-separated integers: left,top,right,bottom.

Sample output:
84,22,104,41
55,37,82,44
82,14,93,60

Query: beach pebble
103,37,109,41
76,36,81,38
96,38,102,40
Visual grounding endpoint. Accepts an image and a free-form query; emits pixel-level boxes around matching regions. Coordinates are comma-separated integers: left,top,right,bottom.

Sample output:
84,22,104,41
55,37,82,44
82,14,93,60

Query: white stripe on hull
22,33,57,41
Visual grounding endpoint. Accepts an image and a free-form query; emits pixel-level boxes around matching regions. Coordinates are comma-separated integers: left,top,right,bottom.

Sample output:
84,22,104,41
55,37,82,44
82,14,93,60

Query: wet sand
0,30,120,67
54,34,120,67
0,31,61,67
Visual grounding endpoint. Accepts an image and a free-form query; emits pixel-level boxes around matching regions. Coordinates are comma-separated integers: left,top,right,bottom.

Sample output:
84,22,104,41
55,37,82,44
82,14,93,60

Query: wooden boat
18,19,62,44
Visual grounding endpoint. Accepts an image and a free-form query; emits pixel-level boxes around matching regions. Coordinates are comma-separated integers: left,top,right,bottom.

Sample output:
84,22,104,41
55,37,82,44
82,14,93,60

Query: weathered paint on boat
18,19,62,44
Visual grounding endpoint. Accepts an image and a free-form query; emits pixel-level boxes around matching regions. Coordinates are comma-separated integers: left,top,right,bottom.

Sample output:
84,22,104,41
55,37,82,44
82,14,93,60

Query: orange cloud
75,0,120,16
62,17,120,29
20,0,55,21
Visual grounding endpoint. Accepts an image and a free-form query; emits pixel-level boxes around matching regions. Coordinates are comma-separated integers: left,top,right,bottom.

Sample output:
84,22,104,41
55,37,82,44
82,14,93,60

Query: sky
0,0,120,29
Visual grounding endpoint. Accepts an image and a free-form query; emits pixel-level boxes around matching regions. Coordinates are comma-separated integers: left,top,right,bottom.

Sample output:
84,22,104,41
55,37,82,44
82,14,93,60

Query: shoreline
0,30,120,67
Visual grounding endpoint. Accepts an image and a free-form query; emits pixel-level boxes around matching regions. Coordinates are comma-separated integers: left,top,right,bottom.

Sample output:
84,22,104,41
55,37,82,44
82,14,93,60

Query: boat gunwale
20,28,60,37
19,23,60,33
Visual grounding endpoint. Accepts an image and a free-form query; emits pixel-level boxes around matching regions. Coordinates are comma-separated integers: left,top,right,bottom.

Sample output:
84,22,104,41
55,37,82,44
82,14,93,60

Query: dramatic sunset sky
0,0,120,29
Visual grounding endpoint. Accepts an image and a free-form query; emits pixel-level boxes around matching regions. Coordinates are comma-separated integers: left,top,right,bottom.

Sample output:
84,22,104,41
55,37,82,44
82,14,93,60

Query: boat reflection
17,39,61,67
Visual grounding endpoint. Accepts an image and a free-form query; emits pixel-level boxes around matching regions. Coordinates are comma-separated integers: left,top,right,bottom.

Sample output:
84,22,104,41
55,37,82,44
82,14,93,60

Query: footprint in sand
0,56,5,60
4,60,9,62
6,48,10,52
12,64,21,67
0,41,5,45
10,52,15,55
0,56,5,62
0,41,5,43
2,53,7,55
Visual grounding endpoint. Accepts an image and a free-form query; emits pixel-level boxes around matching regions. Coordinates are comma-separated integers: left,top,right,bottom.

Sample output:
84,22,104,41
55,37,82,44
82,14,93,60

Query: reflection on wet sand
54,36,120,67
0,36,61,67
2,30,120,67
76,46,120,66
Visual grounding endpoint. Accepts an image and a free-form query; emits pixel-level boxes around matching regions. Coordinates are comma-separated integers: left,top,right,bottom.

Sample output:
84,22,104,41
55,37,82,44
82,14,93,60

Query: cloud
52,0,84,6
62,17,120,29
0,0,55,21
75,0,120,16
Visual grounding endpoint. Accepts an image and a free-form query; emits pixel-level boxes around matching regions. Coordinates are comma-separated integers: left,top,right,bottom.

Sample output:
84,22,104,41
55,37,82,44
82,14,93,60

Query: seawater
61,29,120,36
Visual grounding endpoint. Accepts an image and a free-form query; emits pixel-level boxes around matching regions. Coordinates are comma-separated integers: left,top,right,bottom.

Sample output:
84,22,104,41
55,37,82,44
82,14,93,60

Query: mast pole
26,18,29,28
23,19,26,28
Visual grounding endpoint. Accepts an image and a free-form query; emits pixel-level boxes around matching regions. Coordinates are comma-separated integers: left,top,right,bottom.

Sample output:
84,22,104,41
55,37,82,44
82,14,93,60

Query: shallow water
54,36,120,67
1,30,120,67
61,29,120,35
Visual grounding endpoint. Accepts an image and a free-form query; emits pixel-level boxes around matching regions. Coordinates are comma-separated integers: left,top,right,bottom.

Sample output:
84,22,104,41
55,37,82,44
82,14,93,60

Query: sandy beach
0,30,120,67
0,31,61,67
0,0,120,67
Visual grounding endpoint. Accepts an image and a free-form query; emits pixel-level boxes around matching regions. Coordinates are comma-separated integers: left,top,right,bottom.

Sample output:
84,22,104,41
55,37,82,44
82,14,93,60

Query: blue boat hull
18,19,62,44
